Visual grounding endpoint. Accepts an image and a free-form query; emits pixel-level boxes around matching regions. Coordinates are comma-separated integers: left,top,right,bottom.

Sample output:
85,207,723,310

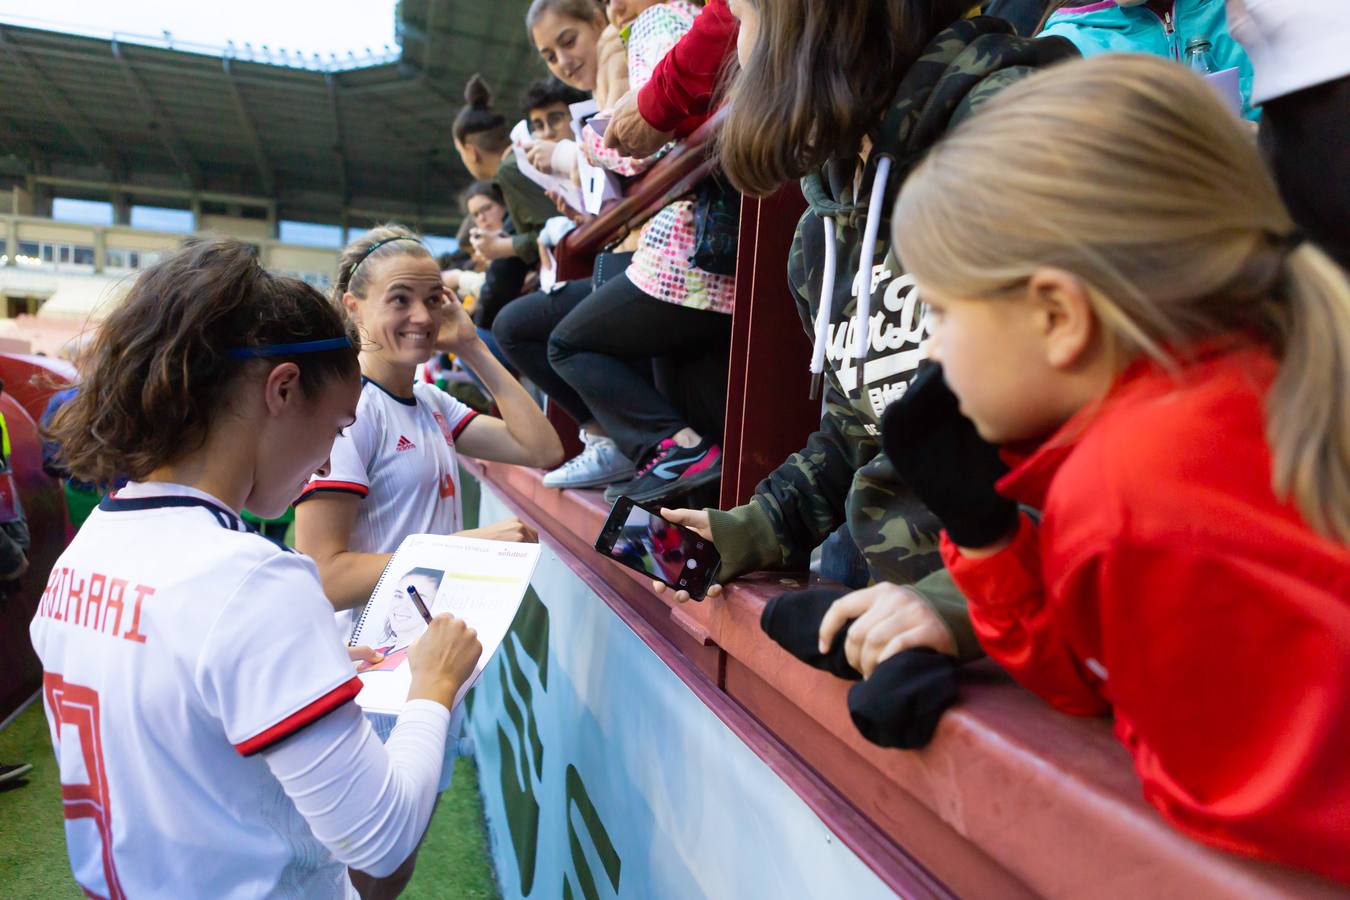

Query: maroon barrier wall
721,184,817,508
468,460,1347,899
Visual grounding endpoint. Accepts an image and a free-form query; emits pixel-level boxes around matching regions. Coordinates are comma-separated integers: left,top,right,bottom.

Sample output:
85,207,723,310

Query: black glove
760,587,860,681
848,648,957,749
881,363,1018,548
762,587,959,750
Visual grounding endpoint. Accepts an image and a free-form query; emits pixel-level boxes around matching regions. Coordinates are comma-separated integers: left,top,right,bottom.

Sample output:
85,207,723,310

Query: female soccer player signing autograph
33,239,484,897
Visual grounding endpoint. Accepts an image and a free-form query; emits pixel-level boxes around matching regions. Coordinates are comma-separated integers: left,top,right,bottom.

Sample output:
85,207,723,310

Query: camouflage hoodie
706,18,1077,661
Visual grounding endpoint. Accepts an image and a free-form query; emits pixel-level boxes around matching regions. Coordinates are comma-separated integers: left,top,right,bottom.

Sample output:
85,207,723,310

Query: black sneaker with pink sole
604,437,722,505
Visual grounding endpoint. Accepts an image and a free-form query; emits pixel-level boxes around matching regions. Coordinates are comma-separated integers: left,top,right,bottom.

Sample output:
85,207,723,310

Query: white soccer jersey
297,377,479,638
30,482,362,900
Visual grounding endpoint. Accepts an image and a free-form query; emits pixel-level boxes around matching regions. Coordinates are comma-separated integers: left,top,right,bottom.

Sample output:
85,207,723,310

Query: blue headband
228,336,353,359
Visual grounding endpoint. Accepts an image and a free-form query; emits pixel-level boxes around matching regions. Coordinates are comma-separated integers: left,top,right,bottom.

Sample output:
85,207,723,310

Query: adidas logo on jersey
395,435,416,453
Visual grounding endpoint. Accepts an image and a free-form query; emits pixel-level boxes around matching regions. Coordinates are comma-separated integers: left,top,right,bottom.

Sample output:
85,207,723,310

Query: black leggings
473,256,530,329
491,280,599,428
548,274,732,464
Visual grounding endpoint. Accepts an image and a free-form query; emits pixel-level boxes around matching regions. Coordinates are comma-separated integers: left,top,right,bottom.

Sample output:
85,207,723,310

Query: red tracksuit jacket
636,0,737,137
943,344,1350,883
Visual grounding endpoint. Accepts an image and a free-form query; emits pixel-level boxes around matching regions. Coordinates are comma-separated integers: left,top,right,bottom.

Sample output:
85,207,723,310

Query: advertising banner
467,483,894,899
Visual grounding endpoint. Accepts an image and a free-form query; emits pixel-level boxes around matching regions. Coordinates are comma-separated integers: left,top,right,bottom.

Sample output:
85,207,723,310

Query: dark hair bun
464,73,494,110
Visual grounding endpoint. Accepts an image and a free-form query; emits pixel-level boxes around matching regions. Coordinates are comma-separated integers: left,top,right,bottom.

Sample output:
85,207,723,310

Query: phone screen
588,116,611,137
595,499,720,599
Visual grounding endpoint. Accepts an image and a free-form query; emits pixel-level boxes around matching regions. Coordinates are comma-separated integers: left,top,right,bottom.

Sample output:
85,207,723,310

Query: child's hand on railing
817,582,956,677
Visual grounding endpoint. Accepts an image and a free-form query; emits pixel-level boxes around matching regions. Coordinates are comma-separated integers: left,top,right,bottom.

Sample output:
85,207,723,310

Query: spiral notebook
350,533,542,716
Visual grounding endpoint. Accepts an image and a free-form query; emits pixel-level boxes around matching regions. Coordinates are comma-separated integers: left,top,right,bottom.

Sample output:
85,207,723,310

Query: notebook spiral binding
348,556,398,646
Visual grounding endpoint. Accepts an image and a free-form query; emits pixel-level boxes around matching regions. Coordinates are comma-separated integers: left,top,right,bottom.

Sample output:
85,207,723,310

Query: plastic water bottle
1186,38,1217,75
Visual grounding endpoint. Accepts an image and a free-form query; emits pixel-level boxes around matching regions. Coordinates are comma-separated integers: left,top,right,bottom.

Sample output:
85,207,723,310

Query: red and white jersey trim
234,676,364,757
299,480,370,500
451,411,479,440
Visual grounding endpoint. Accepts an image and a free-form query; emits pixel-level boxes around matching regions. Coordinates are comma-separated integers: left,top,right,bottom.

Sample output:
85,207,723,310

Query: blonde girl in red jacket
881,54,1350,882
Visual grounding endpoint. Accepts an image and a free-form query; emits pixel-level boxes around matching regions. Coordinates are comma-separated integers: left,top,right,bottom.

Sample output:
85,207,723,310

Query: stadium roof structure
0,0,544,229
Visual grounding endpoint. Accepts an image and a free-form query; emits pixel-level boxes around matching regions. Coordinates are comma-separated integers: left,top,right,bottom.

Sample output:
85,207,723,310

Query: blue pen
405,585,434,624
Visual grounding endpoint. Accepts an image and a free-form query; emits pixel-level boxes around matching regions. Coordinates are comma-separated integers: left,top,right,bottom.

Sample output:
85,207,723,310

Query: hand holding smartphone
594,497,721,599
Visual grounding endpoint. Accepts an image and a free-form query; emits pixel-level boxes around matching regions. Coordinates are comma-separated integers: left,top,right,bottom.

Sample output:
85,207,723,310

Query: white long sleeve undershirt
262,699,450,879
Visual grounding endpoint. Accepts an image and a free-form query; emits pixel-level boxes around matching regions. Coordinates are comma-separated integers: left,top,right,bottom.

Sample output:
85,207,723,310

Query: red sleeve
636,0,739,137
941,512,1109,716
957,507,1350,879
1090,541,1350,881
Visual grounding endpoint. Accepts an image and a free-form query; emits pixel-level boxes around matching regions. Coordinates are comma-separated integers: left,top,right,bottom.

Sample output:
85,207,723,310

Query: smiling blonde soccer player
296,225,561,630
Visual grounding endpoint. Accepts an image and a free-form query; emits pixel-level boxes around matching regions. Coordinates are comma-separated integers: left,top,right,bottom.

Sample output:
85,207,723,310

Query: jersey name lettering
35,566,152,645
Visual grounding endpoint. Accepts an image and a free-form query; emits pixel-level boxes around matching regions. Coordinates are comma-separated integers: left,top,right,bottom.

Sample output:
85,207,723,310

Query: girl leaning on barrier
885,54,1350,881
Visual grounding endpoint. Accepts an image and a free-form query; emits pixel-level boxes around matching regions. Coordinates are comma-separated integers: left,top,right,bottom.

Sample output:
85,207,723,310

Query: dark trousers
492,281,606,428
1261,76,1350,270
819,524,871,590
548,274,732,464
473,256,531,329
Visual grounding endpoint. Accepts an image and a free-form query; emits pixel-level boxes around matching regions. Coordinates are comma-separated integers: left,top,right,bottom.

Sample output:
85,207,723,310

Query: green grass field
0,698,500,898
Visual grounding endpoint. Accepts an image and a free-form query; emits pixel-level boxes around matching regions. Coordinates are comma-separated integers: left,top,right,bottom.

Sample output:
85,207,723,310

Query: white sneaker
542,430,636,489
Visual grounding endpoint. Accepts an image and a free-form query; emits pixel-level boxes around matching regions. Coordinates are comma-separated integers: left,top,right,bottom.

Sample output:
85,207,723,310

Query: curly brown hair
45,238,359,486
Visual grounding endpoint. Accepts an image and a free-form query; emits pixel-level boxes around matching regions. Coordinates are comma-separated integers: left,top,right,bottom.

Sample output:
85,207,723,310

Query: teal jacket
1040,0,1259,120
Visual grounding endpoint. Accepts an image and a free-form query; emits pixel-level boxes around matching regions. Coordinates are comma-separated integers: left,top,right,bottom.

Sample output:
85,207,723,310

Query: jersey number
44,672,126,900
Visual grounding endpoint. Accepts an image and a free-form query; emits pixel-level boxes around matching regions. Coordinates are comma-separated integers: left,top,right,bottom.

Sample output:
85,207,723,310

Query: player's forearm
457,342,563,468
313,550,393,611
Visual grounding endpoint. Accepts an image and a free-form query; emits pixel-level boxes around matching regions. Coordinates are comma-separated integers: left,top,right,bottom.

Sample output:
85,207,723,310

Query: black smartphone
594,497,721,599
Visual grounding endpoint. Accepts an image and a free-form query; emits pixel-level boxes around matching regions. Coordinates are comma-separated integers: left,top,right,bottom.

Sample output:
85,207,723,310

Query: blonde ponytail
1268,244,1350,542
892,54,1350,544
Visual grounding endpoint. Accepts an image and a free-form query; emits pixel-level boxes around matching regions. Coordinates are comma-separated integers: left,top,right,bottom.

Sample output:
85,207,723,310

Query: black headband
347,236,425,285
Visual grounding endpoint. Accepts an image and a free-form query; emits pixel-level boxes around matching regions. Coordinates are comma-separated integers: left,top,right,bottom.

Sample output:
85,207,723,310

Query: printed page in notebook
351,534,542,715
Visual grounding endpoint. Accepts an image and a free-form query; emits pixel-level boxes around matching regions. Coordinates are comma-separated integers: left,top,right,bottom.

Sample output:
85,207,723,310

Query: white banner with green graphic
466,483,896,899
